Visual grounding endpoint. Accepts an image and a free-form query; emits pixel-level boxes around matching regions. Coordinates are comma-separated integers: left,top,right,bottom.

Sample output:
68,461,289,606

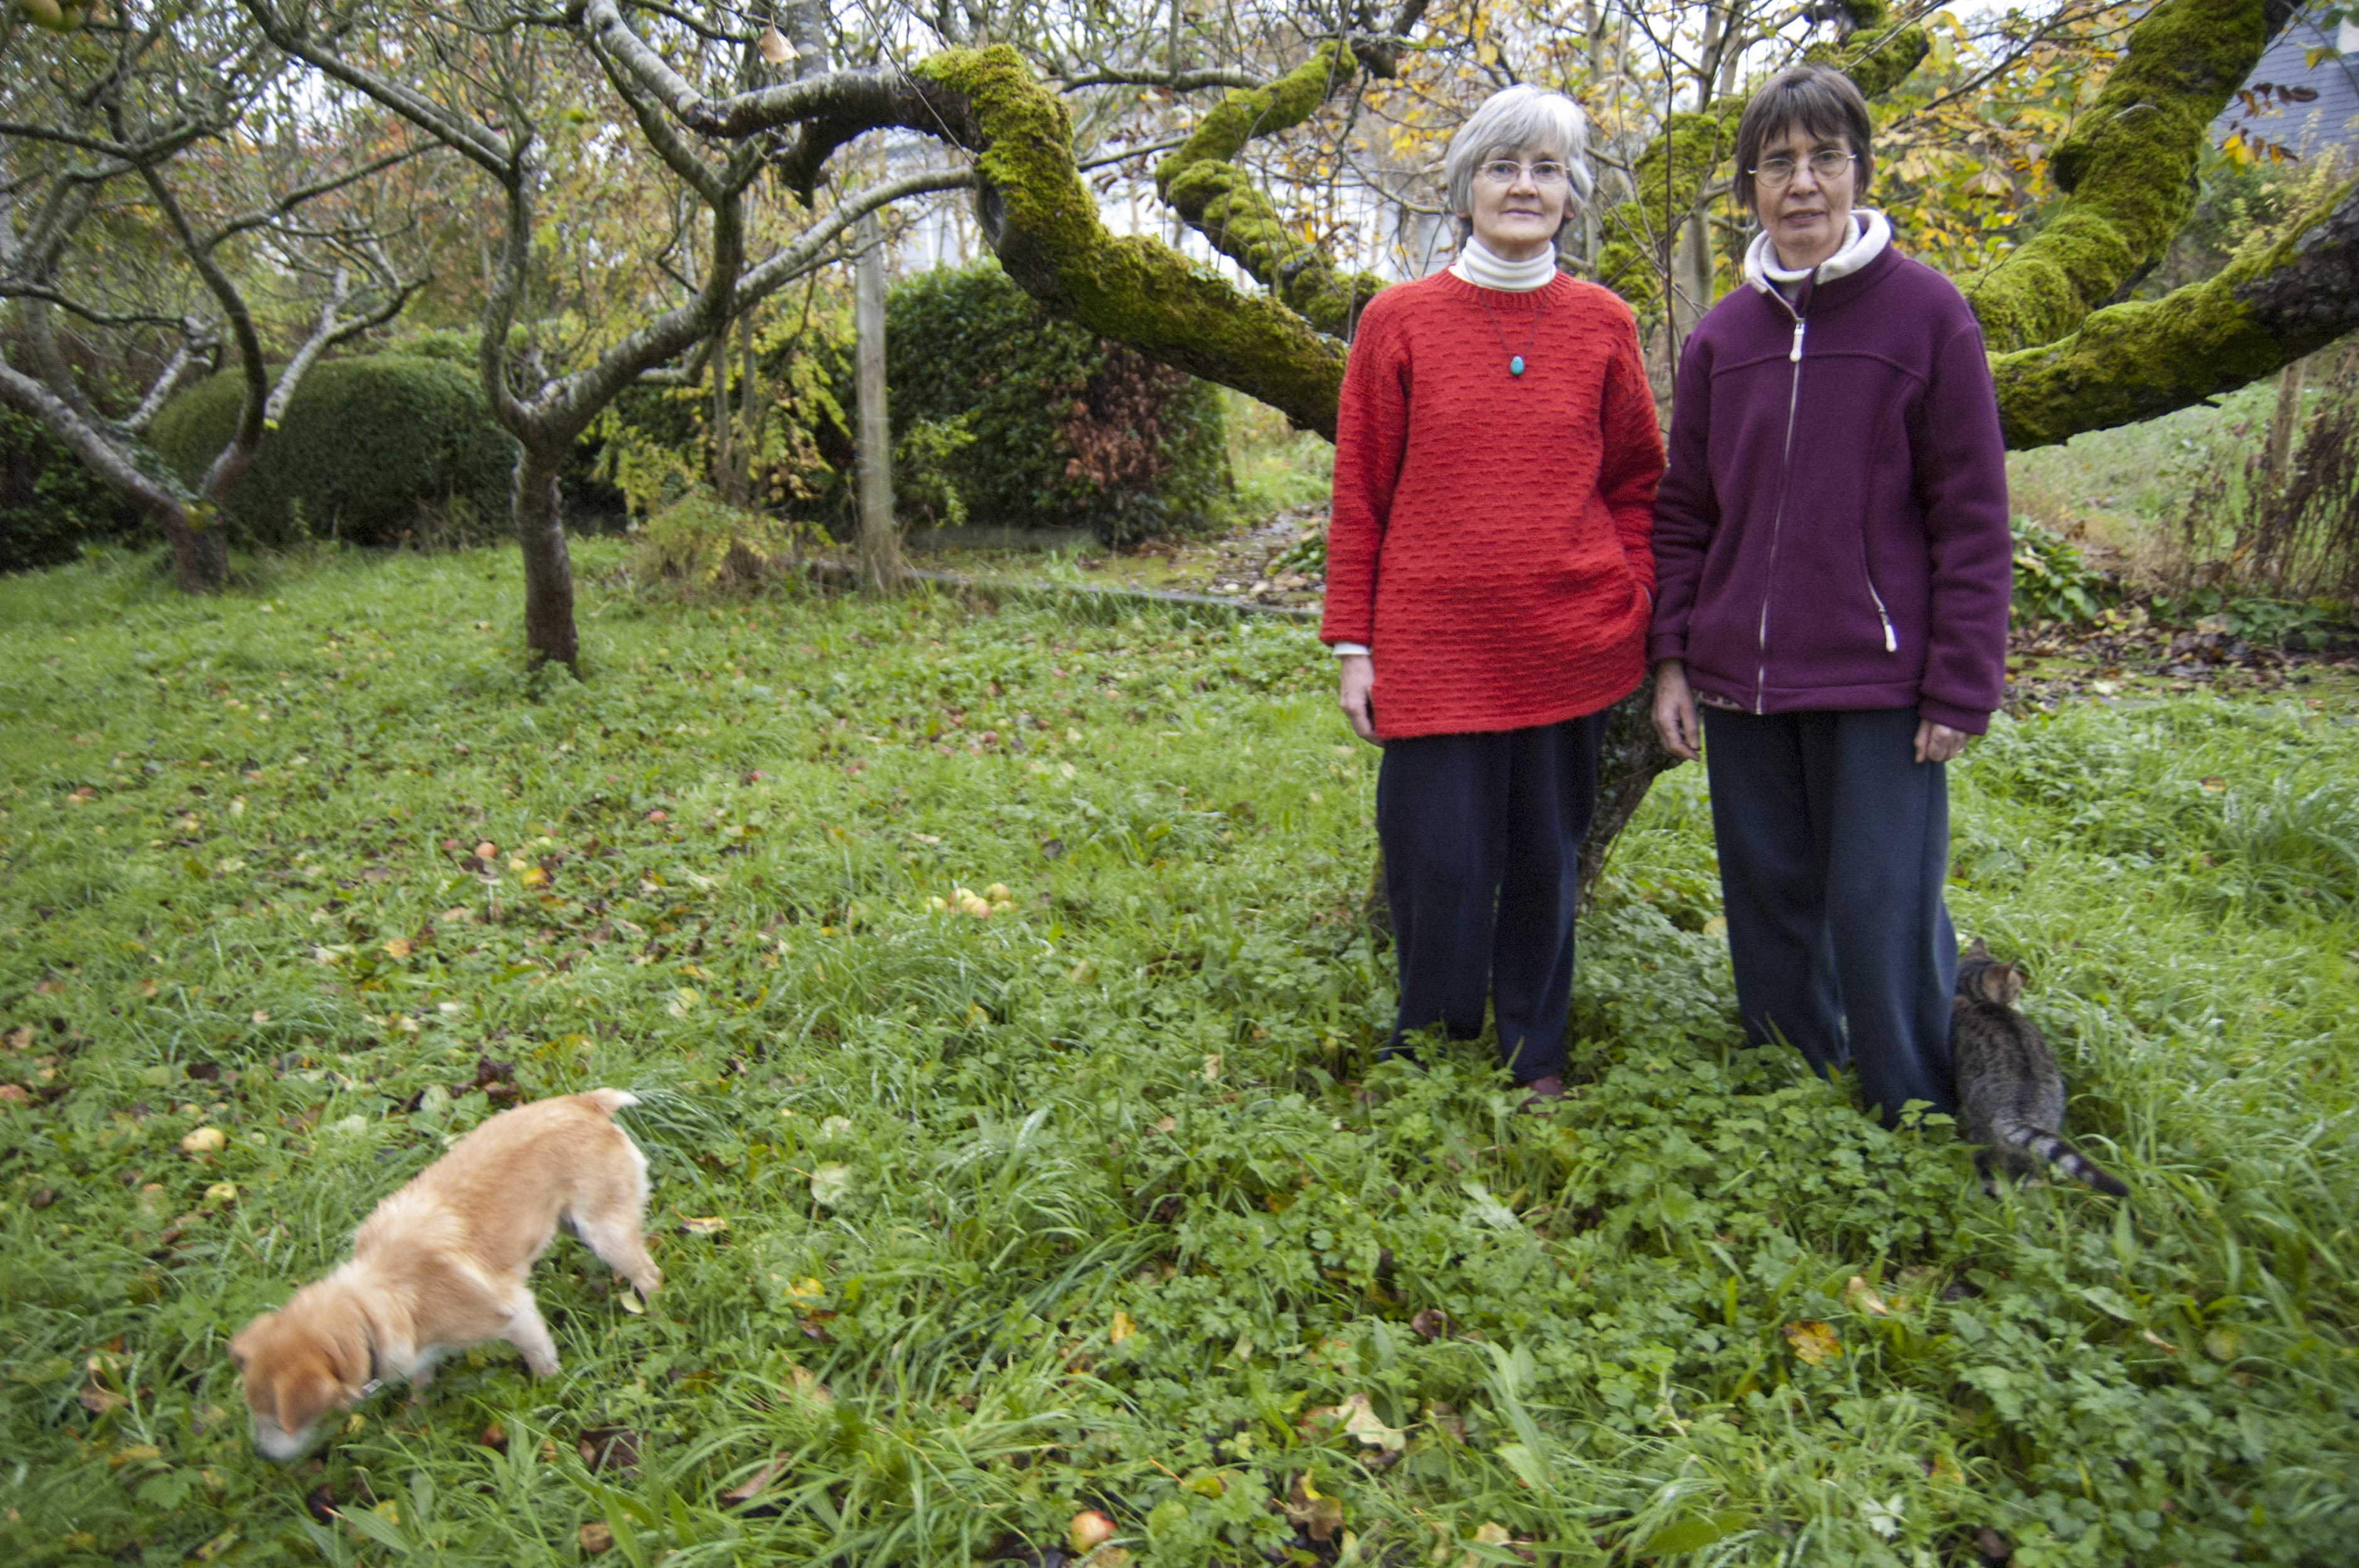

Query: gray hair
1442,85,1595,222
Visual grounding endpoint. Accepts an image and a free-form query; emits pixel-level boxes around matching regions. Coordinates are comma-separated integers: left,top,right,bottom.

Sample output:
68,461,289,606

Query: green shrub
150,355,518,549
2010,516,2112,625
0,405,141,571
885,262,1230,544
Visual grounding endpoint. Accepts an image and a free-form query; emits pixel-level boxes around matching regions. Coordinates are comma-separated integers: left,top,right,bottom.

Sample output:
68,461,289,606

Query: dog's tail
580,1088,641,1118
1993,1118,2129,1196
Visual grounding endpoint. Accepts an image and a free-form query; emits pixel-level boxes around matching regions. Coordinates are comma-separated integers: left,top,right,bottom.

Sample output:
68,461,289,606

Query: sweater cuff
1332,642,1371,658
1646,631,1687,665
1917,697,1991,736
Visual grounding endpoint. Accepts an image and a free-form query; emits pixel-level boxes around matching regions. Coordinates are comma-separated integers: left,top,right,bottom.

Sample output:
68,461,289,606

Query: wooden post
853,211,900,591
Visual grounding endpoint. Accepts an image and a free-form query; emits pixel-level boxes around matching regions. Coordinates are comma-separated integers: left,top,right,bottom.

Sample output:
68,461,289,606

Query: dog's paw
525,1353,561,1378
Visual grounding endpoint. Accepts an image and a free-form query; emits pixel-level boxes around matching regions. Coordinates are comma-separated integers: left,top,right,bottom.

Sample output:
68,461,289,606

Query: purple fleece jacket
1648,243,2012,734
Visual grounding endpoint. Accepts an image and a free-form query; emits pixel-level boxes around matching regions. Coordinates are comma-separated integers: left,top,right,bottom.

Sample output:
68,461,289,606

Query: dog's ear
326,1315,375,1401
230,1345,248,1374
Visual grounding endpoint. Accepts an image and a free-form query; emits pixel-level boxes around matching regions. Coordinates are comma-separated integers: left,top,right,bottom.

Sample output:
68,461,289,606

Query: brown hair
1733,64,1875,211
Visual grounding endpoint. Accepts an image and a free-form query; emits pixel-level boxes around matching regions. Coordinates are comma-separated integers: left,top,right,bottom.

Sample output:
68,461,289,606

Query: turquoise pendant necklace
1478,294,1545,378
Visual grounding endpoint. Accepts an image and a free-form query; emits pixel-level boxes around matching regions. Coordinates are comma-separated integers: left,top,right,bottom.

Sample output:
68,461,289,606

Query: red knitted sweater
1320,270,1665,739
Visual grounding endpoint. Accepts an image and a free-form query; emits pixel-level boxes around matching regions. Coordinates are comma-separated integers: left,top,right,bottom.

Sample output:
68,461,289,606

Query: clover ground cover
1,546,2354,1566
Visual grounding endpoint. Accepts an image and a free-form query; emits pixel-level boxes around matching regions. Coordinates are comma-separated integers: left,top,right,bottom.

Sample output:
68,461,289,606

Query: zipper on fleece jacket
1754,301,1808,713
1865,568,1897,652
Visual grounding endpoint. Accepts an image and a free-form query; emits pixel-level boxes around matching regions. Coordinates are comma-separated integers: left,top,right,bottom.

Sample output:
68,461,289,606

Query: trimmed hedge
151,355,518,548
884,262,1229,544
0,406,141,572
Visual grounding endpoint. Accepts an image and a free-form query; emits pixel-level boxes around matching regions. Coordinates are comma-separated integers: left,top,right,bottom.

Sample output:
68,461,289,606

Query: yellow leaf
1110,1310,1137,1344
383,938,411,959
679,1216,728,1236
1844,1276,1890,1316
1337,1392,1404,1451
1784,1320,1841,1365
786,1276,825,1303
521,866,548,887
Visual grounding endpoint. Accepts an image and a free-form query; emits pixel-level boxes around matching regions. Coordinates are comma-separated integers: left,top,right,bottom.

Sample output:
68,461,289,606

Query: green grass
1,544,2354,1568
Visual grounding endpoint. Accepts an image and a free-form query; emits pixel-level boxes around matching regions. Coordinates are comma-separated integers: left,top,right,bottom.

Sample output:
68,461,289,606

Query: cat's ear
1963,938,1990,960
1996,962,2025,1001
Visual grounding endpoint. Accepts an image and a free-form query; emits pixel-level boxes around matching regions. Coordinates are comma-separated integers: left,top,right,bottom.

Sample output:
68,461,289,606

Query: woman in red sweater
1321,84,1666,1104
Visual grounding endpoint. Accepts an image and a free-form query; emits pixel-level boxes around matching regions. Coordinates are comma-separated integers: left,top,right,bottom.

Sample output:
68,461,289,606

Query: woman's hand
1914,720,1970,765
1338,654,1379,744
1651,659,1700,761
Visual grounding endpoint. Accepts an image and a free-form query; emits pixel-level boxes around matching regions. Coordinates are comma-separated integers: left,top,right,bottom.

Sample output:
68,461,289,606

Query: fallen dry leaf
578,1522,614,1555
1338,1392,1405,1452
577,1427,641,1476
1109,1310,1137,1344
723,1452,791,1505
1282,1475,1345,1542
1845,1276,1891,1316
678,1216,729,1236
382,938,411,960
1784,1320,1841,1366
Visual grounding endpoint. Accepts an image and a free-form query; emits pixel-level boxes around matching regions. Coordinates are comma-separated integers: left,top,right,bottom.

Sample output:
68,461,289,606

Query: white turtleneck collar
1448,234,1560,292
1745,208,1891,295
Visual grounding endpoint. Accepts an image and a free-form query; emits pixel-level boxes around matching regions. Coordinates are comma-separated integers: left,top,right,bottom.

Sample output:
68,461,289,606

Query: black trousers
1701,706,1959,1124
1375,714,1602,1082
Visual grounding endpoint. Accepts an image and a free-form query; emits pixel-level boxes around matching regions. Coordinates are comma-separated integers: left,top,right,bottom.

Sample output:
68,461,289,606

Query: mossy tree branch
1993,174,2359,447
917,48,1349,435
1956,0,2292,352
1151,41,1388,336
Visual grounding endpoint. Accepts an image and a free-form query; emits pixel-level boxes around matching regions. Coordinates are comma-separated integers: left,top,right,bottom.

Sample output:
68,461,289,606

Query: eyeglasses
1750,149,1855,188
1476,159,1572,188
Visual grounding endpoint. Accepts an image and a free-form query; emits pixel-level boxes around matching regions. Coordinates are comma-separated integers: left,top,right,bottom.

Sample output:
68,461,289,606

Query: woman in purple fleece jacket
1648,64,2012,1127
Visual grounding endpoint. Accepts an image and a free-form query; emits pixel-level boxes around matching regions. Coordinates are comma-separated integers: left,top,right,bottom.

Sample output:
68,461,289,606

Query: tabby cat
1952,940,2127,1196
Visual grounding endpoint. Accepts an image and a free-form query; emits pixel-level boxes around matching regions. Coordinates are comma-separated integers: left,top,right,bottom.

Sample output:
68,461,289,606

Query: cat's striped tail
1996,1120,2129,1196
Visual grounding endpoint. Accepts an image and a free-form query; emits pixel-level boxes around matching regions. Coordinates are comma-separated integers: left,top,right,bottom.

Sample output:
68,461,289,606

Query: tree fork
1153,41,1387,336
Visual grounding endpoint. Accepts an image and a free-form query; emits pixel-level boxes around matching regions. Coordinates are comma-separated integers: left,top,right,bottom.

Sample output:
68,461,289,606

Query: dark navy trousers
1701,706,1959,1124
1375,714,1602,1082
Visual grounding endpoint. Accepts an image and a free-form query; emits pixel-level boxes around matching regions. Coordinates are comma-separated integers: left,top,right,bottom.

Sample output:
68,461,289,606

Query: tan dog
229,1088,660,1459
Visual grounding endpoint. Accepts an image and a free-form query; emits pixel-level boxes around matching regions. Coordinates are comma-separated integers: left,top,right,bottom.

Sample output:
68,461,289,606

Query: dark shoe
1515,1074,1566,1113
